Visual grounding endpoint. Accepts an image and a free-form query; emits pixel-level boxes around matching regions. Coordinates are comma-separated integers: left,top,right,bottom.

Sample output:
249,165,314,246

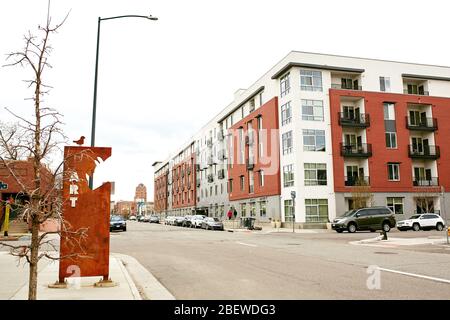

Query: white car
164,216,176,225
128,215,137,221
397,213,445,231
190,215,206,228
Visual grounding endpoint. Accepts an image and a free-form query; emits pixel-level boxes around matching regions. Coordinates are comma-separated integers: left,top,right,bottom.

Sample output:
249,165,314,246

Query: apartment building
153,51,450,226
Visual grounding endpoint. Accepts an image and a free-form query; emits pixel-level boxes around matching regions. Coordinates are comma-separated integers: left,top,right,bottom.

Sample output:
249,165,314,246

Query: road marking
236,241,257,247
379,267,450,284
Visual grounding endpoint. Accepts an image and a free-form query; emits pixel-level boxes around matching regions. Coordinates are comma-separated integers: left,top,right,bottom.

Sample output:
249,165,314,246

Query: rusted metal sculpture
58,146,112,285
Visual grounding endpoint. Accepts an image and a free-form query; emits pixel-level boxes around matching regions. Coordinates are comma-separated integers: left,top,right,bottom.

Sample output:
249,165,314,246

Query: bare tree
350,176,374,209
0,6,87,300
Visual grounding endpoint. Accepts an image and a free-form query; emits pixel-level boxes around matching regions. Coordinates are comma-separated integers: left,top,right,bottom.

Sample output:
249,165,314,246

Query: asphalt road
110,221,450,299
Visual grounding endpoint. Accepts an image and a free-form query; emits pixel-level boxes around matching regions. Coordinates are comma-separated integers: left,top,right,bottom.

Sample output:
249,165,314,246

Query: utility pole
441,186,449,244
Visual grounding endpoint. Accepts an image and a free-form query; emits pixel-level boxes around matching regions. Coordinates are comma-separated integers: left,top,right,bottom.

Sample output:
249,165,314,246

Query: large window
304,163,327,186
303,129,325,151
284,199,294,222
281,102,292,126
249,170,254,194
259,170,265,187
384,103,396,120
282,131,293,155
387,163,400,181
259,201,267,217
300,70,322,92
240,203,247,217
249,202,256,217
387,197,404,214
380,77,391,92
280,73,290,97
240,175,245,191
385,132,397,149
301,99,324,121
305,199,328,223
283,164,294,187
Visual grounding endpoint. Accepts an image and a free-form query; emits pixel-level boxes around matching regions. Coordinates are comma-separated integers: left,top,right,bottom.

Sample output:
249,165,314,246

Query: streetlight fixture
89,13,158,189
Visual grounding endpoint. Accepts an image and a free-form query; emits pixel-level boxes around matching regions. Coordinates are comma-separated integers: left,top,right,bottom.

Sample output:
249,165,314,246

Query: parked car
128,215,137,221
110,215,127,232
332,206,396,233
182,215,193,227
397,213,445,231
137,215,145,222
164,216,175,225
190,215,206,228
201,217,224,230
174,216,186,226
142,215,151,222
149,215,160,223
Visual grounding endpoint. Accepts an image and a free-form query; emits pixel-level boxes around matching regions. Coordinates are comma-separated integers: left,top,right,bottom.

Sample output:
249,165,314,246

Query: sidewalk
0,251,174,300
350,236,449,248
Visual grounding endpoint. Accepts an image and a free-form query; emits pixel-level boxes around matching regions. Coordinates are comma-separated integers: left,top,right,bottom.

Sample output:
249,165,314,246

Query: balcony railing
338,112,370,127
345,176,370,186
406,116,438,131
408,145,440,159
331,83,362,91
403,89,429,96
413,177,439,187
246,157,255,170
340,143,372,157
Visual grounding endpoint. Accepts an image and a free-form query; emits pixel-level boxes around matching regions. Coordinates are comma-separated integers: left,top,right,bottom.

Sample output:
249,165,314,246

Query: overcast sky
1,0,449,202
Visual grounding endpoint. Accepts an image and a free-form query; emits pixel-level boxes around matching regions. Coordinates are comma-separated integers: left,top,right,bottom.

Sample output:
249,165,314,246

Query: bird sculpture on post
73,136,85,146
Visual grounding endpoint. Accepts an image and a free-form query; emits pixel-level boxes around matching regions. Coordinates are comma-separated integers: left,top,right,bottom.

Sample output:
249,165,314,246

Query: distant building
114,201,136,217
134,183,147,202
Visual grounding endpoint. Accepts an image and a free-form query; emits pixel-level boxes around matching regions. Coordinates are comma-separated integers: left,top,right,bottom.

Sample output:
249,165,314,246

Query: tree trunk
28,216,40,300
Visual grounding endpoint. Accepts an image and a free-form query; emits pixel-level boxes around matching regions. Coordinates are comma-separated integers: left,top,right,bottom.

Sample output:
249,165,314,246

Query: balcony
406,116,437,131
338,112,370,128
340,143,372,158
207,174,214,183
403,89,429,96
408,145,440,159
345,176,370,186
246,157,255,170
413,177,439,187
331,83,362,91
218,169,225,180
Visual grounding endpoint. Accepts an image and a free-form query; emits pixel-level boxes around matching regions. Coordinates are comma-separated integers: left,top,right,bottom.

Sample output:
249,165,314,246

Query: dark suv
332,207,396,233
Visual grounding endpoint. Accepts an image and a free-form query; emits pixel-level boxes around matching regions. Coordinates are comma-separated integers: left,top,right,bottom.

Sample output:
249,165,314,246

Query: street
110,221,450,299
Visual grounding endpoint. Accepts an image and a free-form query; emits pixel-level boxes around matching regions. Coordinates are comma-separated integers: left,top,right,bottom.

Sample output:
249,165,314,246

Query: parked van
332,207,396,233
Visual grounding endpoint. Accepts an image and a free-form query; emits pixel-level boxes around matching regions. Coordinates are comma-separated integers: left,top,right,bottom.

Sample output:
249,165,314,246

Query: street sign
290,191,296,199
0,181,8,190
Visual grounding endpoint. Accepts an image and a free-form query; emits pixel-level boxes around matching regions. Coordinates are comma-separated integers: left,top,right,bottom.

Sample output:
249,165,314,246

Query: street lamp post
89,14,158,189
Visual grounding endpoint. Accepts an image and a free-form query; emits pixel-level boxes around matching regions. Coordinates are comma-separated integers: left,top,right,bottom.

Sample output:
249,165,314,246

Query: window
229,179,233,193
303,129,325,151
249,170,254,193
259,92,263,107
284,199,294,222
240,203,247,217
380,77,391,92
301,100,324,121
385,132,397,148
249,98,255,113
304,163,327,186
388,163,400,181
249,202,256,217
300,70,322,91
221,183,223,194
387,197,404,214
281,102,292,125
383,103,395,120
283,164,294,187
239,128,244,163
259,170,265,187
215,185,218,196
240,175,245,191
257,116,264,158
280,73,290,97
305,199,328,223
259,201,267,217
282,131,293,154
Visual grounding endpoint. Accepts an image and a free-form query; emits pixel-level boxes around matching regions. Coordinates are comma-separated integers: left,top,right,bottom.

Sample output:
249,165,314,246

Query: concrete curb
113,253,175,300
116,255,142,300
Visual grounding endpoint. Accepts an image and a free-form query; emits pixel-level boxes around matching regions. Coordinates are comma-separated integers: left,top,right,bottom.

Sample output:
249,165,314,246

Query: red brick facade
154,167,168,213
228,97,281,201
330,89,450,193
172,154,196,209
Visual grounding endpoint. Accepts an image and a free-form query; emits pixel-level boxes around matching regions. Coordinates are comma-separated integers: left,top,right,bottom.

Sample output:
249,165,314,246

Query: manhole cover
374,252,398,255
287,243,301,246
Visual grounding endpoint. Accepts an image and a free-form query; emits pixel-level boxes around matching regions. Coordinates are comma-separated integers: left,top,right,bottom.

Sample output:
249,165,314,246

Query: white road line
379,267,450,284
236,241,257,247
